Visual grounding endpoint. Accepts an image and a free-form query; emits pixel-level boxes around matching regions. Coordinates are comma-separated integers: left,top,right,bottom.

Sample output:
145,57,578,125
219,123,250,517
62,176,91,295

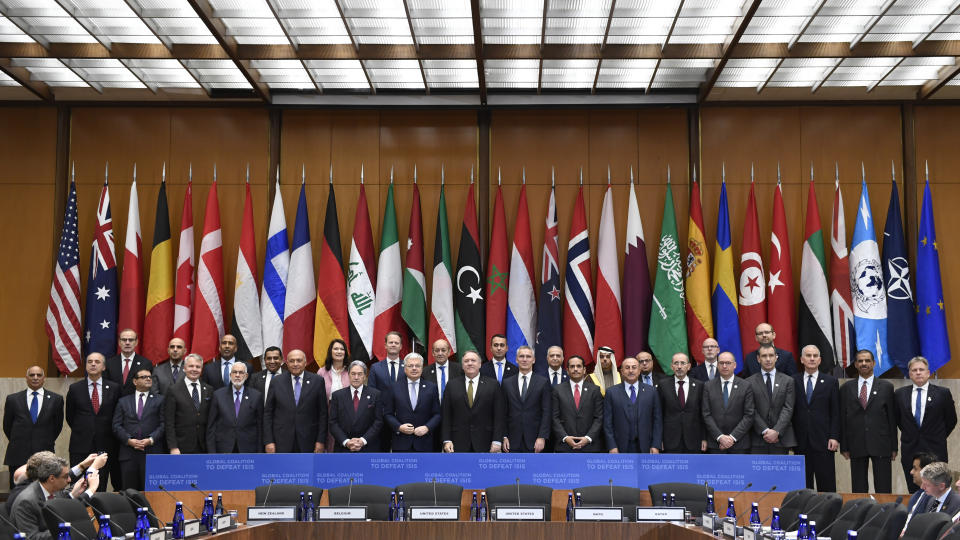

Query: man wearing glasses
113,368,165,490
3,366,63,488
741,323,797,377
702,352,755,454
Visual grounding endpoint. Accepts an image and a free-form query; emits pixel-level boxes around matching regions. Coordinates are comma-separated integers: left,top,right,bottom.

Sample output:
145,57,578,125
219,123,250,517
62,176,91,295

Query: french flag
505,184,536,364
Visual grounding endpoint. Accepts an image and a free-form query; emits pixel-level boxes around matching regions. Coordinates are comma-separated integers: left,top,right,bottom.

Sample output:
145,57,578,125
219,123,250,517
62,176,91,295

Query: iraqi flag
594,183,623,360
373,181,404,360
454,184,484,356
485,185,509,360
231,181,263,363
563,187,595,368
738,182,767,359
347,184,376,364
191,181,225,361
119,176,144,350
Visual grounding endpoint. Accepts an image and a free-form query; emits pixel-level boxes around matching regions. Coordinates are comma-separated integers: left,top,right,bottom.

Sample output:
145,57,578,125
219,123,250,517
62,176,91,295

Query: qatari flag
623,180,652,358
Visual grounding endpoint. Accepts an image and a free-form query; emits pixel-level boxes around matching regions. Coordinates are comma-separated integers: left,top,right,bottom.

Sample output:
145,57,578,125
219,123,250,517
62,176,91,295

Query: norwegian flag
563,186,595,369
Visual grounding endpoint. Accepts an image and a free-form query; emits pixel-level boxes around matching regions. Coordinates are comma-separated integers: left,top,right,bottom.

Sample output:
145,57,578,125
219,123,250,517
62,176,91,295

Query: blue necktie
439,366,446,400
722,381,730,407
644,375,652,386
496,362,503,383
191,383,200,410
915,388,924,426
294,376,302,405
806,375,813,404
389,361,396,381
234,390,242,417
629,384,637,403
409,381,418,408
552,372,559,386
222,361,231,386
29,391,39,423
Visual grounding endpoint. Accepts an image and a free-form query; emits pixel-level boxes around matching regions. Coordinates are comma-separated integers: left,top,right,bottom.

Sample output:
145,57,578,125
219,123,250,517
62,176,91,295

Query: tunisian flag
190,181,225,361
738,182,767,355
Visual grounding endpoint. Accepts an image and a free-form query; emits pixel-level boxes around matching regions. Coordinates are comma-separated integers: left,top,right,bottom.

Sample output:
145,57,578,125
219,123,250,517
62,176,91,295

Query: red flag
347,184,377,363
142,180,173,364
118,179,144,349
830,180,855,368
485,186,508,360
768,182,797,359
191,181,225,361
563,187,595,369
594,184,623,359
738,182,767,356
173,182,194,349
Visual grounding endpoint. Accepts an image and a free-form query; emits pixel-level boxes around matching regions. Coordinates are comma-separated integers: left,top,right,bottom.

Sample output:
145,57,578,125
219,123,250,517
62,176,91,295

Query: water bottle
770,507,782,530
96,515,112,540
388,491,396,521
574,492,582,507
661,492,668,506
57,523,72,540
305,492,316,522
566,493,574,521
215,493,224,516
199,497,210,528
749,502,761,526
807,520,817,539
136,507,150,539
13,534,25,540
479,492,488,522
705,494,715,515
172,502,185,539
470,492,478,521
296,492,305,521
796,513,809,539
396,492,406,522
669,493,676,507
725,497,736,518
847,531,858,540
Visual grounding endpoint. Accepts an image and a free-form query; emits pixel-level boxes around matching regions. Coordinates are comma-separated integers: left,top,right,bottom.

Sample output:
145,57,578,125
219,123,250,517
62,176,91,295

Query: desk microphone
261,478,276,506
852,496,901,534
347,477,355,507
785,498,828,531
818,500,863,536
80,498,128,535
727,481,753,525
188,482,209,498
44,503,92,540
119,490,167,527
609,479,615,508
515,478,522,507
432,477,438,507
157,485,200,519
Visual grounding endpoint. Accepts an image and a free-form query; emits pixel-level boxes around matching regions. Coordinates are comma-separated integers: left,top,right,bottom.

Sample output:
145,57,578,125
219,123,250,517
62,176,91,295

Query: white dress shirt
802,371,818,395
26,387,45,414
911,382,931,425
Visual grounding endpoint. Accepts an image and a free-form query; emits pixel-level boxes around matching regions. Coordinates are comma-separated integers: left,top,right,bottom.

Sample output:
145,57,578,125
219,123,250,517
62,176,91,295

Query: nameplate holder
495,507,545,521
214,515,234,533
182,519,201,538
246,506,297,524
409,506,459,521
722,517,737,538
702,514,717,532
636,506,684,522
149,529,170,540
573,507,622,522
315,506,367,521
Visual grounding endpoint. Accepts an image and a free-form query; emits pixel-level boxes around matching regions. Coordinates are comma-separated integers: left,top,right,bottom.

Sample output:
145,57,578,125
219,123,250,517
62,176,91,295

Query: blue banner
147,453,803,493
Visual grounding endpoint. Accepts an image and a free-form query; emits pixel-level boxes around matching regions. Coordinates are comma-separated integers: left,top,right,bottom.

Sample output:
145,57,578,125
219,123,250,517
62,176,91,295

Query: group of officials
4,322,956,497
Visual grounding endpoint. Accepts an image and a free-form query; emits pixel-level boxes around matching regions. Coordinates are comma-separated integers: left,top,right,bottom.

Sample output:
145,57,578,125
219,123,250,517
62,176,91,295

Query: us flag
46,177,82,374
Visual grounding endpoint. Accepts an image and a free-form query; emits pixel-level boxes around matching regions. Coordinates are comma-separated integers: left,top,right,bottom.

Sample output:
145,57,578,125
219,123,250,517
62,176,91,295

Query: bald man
691,338,720,382
263,349,327,453
201,334,254,390
3,366,63,488
66,353,120,490
105,329,153,396
153,338,187,395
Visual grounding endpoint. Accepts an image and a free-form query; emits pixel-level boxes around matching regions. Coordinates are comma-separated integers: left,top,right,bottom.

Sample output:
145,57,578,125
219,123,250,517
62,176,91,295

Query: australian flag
535,187,562,375
882,179,919,376
84,181,118,357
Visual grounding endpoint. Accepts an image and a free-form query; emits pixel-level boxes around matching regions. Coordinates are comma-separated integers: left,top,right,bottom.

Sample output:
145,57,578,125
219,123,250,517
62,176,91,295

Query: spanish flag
685,175,714,362
142,178,173,364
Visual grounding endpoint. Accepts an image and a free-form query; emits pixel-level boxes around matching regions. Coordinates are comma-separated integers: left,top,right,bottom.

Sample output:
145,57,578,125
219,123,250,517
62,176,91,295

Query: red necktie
122,358,131,383
678,380,686,408
574,384,581,409
859,381,868,409
91,382,100,414
353,389,360,412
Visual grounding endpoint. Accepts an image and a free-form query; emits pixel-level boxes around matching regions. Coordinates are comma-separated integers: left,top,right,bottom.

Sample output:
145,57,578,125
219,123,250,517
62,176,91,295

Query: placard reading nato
145,453,803,491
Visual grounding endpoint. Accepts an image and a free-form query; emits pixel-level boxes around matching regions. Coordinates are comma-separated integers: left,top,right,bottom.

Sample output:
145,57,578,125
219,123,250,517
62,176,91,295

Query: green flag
401,183,427,348
649,182,687,375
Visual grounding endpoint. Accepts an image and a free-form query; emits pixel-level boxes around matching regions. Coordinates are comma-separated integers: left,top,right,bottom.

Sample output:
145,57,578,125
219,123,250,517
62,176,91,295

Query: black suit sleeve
2,395,13,440
205,394,220,453
361,392,385,444
942,388,958,437
163,389,178,451
50,395,64,441
827,379,841,441
316,378,328,446
493,383,506,444
262,385,276,448
536,381,552,440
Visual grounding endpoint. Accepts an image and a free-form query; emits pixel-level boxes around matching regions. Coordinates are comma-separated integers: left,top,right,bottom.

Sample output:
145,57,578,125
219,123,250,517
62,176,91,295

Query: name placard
149,529,170,540
743,527,759,540
495,507,545,521
573,507,623,522
702,514,717,532
183,519,201,538
315,506,367,521
246,506,297,523
215,515,234,533
409,506,460,521
636,507,685,522
722,518,737,538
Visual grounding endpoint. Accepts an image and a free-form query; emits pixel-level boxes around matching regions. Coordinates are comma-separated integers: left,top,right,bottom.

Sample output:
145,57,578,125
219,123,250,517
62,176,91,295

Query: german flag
143,179,173,363
313,183,348,365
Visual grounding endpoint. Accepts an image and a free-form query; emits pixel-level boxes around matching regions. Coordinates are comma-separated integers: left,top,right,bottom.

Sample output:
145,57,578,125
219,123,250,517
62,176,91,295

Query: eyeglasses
134,375,152,380
119,338,137,343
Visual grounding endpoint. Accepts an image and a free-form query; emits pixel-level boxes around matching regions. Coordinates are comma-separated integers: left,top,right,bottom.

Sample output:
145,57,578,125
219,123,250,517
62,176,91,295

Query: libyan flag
454,186,484,355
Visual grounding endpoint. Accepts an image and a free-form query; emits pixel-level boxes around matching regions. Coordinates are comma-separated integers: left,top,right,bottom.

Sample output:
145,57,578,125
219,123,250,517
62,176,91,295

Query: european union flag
916,180,950,372
882,180,919,376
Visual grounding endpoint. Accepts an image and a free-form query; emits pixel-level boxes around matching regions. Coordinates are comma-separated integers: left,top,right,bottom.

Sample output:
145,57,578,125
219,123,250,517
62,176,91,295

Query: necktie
390,361,396,381
467,379,474,408
234,390,242,417
122,358,131,383
294,376,302,405
191,383,200,410
47,494,55,501
723,381,730,407
629,384,637,403
806,375,814,404
552,372,559,386
765,373,773,398
172,364,180,380
520,375,528,401
439,366,446,400
91,381,100,414
678,380,685,408
927,495,940,513
708,364,715,380
915,388,924,426
30,391,39,423
644,375,652,386
137,393,144,419
496,362,503,383
353,389,360,412
859,381,868,409
409,381,418,408
222,361,231,386
574,384,581,409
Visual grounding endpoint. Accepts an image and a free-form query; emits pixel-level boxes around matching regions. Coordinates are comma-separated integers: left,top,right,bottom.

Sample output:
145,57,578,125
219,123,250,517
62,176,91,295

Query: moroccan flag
401,182,427,349
347,184,376,364
231,181,262,363
738,182,766,359
485,185,509,360
506,184,537,363
851,179,889,374
535,186,562,373
916,179,950,371
454,185,484,356
830,177,856,369
429,185,457,356
373,181,404,360
685,176,713,362
799,178,835,371
84,181,118,358
284,182,317,363
563,187,594,369
143,180,173,363
313,183,347,364
173,181,194,349
623,180,652,358
768,182,797,359
712,180,743,370
594,184,623,360
119,177,144,350
649,182,687,375
191,181,225,361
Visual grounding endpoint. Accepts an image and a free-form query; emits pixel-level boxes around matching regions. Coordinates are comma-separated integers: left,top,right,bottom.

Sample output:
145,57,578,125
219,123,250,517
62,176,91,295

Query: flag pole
579,167,583,185
329,162,333,184
104,161,108,185
497,167,501,186
891,160,896,182
163,162,167,184
133,162,137,183
630,165,634,184
188,162,192,184
607,164,611,185
441,163,445,186
551,166,555,187
245,163,249,184
835,162,839,189
213,163,217,183
413,163,417,184
360,162,364,184
522,166,525,185
390,165,394,184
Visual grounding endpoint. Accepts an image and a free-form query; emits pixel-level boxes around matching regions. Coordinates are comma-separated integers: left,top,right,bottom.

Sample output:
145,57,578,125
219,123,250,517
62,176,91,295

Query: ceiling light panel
407,0,473,44
181,58,250,89
363,58,423,89
0,15,36,42
480,0,544,45
667,0,743,44
484,58,538,88
0,70,19,86
63,57,145,89
122,58,201,88
208,0,290,45
126,0,219,44
540,58,597,88
248,58,313,89
595,58,657,88
765,57,840,87
879,56,955,86
542,0,611,45
10,56,87,86
422,59,477,88
0,0,97,45
303,59,368,89
338,0,413,45
822,56,900,86
50,0,158,45
715,58,780,87
267,0,349,45
651,58,714,88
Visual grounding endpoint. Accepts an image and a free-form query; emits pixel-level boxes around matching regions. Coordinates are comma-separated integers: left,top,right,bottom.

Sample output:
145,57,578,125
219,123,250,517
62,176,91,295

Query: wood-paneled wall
3,103,960,378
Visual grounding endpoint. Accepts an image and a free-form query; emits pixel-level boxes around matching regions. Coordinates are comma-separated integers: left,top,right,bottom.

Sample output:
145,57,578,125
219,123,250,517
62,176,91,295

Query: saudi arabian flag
649,182,687,375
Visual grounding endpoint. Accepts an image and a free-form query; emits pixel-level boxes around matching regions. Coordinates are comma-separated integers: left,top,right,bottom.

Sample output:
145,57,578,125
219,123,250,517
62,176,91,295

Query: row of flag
46,163,949,378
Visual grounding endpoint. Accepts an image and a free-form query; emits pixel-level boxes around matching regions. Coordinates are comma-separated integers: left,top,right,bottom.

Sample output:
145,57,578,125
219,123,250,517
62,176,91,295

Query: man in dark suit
480,334,517,384
637,352,661,387
746,344,796,454
152,338,187,395
328,361,385,452
3,366,63,489
368,331,405,392
502,346,551,453
551,356,603,452
11,454,99,540
839,349,898,493
164,354,212,454
385,353,441,452
603,357,662,454
793,345,841,492
200,334,253,390
740,323,796,377
263,349,327,453
690,338,720,382
442,350,505,453
545,346,569,386
249,346,285,402
112,367,165,490
895,356,958,492
902,462,960,530
65,353,120,491
423,339,461,405
658,353,705,453
206,362,262,453
702,352,755,454
105,328,154,396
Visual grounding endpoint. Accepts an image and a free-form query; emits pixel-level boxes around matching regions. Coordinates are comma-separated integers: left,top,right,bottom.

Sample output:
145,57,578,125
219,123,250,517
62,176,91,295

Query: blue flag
84,182,118,357
712,181,743,371
916,180,950,372
882,180,919,376
850,180,889,374
535,188,562,375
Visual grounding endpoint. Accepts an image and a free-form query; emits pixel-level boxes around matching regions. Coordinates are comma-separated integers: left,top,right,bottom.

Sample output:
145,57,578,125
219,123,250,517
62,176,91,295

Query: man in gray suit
11,454,99,540
746,344,796,454
702,352,755,454
153,338,187,395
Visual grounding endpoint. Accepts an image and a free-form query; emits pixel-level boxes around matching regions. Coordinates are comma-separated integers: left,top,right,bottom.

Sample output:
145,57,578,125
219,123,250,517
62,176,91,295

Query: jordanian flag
401,182,427,350
649,182,687,375
799,178,835,370
454,184,484,356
